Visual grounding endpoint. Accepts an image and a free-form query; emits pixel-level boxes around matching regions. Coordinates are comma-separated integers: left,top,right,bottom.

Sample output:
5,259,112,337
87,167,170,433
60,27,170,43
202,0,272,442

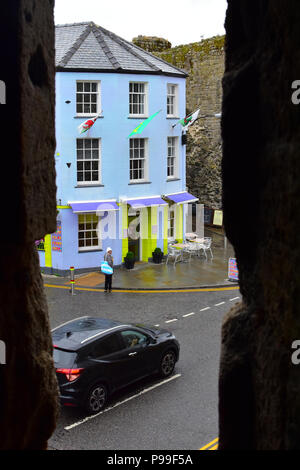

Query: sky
54,0,227,47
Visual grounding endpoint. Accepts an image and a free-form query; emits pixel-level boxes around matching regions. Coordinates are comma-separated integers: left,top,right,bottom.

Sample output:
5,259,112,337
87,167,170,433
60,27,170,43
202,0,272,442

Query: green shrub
126,251,135,259
153,247,162,254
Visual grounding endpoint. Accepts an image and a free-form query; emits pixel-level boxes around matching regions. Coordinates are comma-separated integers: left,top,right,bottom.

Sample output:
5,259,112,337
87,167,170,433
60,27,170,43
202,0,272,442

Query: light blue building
39,22,198,274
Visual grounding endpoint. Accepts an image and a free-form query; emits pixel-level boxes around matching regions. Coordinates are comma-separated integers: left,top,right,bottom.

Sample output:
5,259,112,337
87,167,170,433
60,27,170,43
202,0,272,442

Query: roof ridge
98,25,161,72
98,24,187,76
91,24,122,70
55,21,93,28
58,23,92,68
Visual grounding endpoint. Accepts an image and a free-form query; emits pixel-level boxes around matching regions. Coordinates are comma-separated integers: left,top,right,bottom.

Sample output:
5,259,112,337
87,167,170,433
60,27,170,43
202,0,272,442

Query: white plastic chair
166,245,182,266
186,242,200,259
181,243,192,262
201,237,213,259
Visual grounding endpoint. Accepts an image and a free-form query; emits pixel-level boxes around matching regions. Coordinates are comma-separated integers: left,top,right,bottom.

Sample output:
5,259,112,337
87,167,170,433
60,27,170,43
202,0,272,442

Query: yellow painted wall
176,204,183,242
44,234,52,267
121,204,128,261
140,207,151,262
163,205,169,254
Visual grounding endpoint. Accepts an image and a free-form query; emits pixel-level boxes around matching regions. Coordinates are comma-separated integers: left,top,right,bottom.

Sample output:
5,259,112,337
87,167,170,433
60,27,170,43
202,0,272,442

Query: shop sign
52,221,62,252
213,210,223,226
228,257,239,281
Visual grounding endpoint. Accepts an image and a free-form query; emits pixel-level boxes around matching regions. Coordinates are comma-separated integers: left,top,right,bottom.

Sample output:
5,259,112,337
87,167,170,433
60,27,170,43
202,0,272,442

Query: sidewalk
42,229,238,290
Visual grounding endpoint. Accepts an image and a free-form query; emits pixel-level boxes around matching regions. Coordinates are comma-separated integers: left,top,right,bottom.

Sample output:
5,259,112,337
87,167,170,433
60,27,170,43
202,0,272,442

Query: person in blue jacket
104,247,113,293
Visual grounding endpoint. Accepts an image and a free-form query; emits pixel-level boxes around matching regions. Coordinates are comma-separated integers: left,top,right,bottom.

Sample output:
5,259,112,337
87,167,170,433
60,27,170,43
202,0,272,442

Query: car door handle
128,352,137,356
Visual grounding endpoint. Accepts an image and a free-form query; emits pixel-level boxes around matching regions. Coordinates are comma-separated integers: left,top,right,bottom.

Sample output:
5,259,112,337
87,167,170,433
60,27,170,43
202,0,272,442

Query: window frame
168,207,175,239
76,80,101,116
76,138,101,185
78,213,101,252
129,82,148,117
167,136,179,180
167,83,178,117
120,329,149,349
129,137,149,183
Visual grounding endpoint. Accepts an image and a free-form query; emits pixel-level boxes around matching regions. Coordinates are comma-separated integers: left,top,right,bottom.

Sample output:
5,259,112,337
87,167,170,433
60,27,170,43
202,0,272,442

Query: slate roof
55,22,187,77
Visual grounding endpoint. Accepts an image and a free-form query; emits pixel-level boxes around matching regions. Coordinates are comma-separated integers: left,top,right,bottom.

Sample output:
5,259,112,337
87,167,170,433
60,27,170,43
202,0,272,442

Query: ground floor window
78,214,101,251
168,207,175,238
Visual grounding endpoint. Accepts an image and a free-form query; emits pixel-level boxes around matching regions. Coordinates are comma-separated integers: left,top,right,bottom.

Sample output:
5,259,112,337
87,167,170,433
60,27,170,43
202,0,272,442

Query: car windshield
53,348,77,368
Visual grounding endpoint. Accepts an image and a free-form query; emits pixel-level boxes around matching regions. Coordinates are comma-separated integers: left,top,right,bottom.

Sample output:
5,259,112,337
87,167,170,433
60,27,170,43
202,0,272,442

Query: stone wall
132,35,171,52
219,0,300,450
155,36,225,209
0,0,59,449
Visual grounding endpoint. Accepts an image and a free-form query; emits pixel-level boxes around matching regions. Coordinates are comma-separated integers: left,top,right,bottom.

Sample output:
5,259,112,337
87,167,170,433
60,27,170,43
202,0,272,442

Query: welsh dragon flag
78,113,101,135
176,109,200,130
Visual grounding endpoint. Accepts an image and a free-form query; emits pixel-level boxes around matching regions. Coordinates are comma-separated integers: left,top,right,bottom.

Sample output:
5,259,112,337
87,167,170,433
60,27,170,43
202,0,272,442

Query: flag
128,110,161,138
174,109,200,130
78,113,101,135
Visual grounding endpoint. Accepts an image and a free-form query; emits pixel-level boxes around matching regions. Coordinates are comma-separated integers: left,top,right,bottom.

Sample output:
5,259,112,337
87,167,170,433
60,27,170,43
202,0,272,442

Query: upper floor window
167,136,179,179
76,81,100,115
129,82,148,116
129,138,148,182
77,138,101,184
167,84,178,117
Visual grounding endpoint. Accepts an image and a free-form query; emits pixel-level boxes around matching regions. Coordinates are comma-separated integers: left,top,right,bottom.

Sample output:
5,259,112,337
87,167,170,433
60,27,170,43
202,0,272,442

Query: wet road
46,285,241,450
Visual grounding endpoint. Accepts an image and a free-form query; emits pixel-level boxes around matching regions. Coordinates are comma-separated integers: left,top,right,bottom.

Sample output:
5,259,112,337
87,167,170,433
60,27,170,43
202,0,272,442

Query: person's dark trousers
105,274,112,292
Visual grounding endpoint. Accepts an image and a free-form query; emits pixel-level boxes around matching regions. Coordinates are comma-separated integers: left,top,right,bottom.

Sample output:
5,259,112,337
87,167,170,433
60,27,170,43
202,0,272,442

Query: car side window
120,330,148,349
90,333,123,358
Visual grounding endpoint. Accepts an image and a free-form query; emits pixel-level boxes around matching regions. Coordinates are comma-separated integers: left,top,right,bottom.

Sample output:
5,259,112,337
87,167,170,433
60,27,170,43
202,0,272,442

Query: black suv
52,316,180,414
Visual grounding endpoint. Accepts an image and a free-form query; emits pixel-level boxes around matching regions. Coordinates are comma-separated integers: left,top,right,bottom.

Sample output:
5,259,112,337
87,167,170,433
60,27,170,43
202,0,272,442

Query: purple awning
126,197,168,209
69,201,119,213
164,192,198,204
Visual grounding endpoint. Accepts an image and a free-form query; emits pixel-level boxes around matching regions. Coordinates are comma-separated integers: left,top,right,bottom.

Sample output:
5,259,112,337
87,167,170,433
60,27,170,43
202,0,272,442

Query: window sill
78,248,103,253
166,116,180,119
128,115,148,119
128,181,152,185
75,184,104,188
74,115,104,119
166,178,181,182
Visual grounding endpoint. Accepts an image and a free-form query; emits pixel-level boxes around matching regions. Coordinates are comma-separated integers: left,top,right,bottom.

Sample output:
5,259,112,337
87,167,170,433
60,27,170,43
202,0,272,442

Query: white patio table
171,243,193,261
190,237,205,244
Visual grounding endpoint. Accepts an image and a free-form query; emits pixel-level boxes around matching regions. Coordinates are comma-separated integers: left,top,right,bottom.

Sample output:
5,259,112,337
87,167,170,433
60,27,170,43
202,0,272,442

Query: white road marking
165,319,178,323
200,307,210,312
155,324,160,327
229,297,240,301
182,312,195,318
215,302,225,306
64,374,182,431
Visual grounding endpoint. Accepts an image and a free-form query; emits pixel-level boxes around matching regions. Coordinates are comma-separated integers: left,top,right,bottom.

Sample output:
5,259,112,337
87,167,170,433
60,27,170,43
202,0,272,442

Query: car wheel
85,383,108,414
160,350,176,378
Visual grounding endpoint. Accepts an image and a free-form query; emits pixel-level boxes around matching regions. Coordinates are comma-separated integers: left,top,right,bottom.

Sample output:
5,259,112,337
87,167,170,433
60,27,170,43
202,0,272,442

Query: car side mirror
147,337,156,345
